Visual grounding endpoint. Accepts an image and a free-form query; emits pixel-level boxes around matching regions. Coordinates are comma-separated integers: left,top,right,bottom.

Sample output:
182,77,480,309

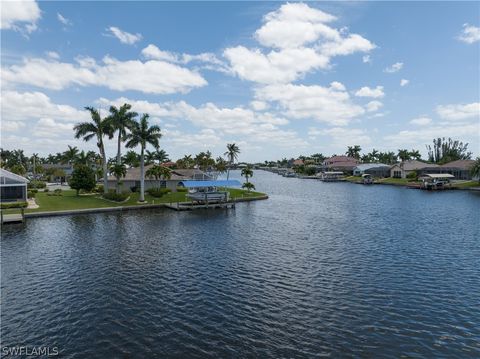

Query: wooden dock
164,201,236,211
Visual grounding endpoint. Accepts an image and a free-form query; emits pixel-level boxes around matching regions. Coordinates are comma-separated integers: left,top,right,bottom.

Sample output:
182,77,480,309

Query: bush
69,165,96,195
103,192,129,202
29,188,39,194
27,190,36,199
406,171,418,181
0,201,28,209
46,188,63,196
54,188,62,194
95,185,104,193
176,187,187,192
146,188,171,198
44,188,50,193
130,186,138,193
29,180,46,189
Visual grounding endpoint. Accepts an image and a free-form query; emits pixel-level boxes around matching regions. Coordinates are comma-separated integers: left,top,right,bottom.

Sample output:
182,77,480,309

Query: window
393,170,401,178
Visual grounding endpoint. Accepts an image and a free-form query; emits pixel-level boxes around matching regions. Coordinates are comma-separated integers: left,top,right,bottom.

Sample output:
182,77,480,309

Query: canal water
2,170,479,358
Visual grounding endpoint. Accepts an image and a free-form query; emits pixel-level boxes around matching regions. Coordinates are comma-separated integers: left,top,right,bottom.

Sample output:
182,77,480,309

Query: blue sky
1,1,479,162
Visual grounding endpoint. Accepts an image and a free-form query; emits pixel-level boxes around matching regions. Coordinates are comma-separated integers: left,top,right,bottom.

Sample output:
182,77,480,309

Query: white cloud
384,62,403,73
2,56,207,94
34,118,74,138
1,121,26,132
250,100,269,111
141,44,179,62
46,51,60,60
57,13,72,26
354,86,385,98
409,117,432,126
255,82,365,125
458,23,480,44
308,127,371,147
400,79,409,87
0,0,41,33
1,91,90,123
224,3,375,84
366,100,383,112
436,102,480,121
107,26,142,45
362,55,371,63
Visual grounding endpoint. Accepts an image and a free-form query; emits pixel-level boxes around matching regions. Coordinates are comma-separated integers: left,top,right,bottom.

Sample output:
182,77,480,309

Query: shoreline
23,195,269,219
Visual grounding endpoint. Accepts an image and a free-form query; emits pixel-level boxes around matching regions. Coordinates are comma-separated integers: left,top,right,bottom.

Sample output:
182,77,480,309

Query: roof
424,173,455,179
354,163,391,171
180,180,241,188
107,166,209,181
324,155,358,164
0,168,29,184
293,159,304,166
440,159,475,170
400,160,439,171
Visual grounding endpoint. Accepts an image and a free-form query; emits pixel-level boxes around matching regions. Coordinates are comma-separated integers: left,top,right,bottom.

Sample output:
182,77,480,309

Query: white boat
187,187,229,203
320,171,345,182
362,174,374,184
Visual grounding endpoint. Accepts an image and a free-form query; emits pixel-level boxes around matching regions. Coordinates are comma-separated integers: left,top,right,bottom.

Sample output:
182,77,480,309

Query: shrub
0,201,28,209
27,190,36,199
69,165,96,195
54,188,62,194
130,186,138,193
146,188,171,198
29,180,46,189
406,170,418,181
95,185,104,193
176,187,187,192
29,189,39,194
103,192,129,202
44,188,50,192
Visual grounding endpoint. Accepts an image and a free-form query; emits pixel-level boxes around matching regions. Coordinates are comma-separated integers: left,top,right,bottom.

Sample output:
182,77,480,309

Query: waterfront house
0,168,29,202
390,160,439,179
43,163,74,183
353,163,391,177
322,156,358,173
420,159,476,180
107,167,212,192
292,159,304,166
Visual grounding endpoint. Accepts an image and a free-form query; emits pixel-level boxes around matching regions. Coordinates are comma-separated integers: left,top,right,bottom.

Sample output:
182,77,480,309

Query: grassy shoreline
344,176,480,189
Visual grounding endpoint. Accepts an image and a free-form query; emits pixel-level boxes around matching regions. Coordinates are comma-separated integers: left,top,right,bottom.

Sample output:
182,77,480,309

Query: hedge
146,188,171,198
0,202,28,209
103,192,129,202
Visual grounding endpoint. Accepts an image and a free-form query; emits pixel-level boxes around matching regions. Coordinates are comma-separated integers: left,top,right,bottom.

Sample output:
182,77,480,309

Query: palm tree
242,182,256,192
108,163,127,193
224,143,240,180
397,149,411,162
177,154,194,169
123,150,140,168
470,157,480,183
346,145,361,160
153,149,170,164
31,153,39,179
125,114,162,202
215,157,228,175
241,165,253,183
146,164,171,188
106,103,138,166
74,107,112,194
62,145,79,164
409,149,422,160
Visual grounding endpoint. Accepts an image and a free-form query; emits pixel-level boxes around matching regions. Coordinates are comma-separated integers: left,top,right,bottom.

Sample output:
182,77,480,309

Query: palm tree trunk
117,132,122,165
140,147,145,202
226,167,230,180
101,146,108,194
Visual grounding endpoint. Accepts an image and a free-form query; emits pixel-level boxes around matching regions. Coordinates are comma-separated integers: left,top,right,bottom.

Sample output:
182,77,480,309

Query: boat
283,172,296,178
361,174,374,184
180,180,241,204
320,171,345,182
420,174,454,190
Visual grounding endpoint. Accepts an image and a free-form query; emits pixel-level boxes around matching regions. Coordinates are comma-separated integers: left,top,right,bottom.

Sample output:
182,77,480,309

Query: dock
164,201,236,211
1,208,26,224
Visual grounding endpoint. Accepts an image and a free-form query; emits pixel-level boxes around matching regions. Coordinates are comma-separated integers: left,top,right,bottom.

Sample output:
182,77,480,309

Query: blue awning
179,180,241,188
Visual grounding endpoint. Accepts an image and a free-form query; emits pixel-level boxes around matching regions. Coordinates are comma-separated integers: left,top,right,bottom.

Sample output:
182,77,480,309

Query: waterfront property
420,173,455,190
0,168,28,202
320,171,345,182
323,155,359,173
107,167,213,192
420,159,476,180
353,163,391,177
390,160,439,178
181,179,241,204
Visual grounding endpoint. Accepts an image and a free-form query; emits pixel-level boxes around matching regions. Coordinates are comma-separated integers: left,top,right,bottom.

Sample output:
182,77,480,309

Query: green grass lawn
377,177,413,185
27,188,266,213
451,181,480,189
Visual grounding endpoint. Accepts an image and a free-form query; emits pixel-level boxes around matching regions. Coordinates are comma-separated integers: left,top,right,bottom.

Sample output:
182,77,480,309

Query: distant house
292,159,304,166
323,156,359,173
390,160,439,178
0,168,29,202
107,167,212,192
420,159,476,180
43,163,74,183
353,163,391,177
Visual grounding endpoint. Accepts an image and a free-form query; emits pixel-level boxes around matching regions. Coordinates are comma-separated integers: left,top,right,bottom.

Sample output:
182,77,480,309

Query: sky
1,0,479,162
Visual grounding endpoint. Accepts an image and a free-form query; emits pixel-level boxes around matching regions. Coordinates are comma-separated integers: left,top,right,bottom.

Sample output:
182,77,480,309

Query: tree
69,165,96,195
397,149,411,162
241,165,253,184
409,149,422,160
242,182,256,192
108,163,127,193
346,145,362,160
10,164,26,176
224,143,240,180
125,114,162,201
123,150,140,168
146,165,171,188
106,103,138,166
62,145,79,164
470,157,480,183
153,149,170,164
176,154,194,169
215,157,228,177
74,107,112,194
31,153,40,179
53,169,67,184
426,137,472,164
195,151,215,172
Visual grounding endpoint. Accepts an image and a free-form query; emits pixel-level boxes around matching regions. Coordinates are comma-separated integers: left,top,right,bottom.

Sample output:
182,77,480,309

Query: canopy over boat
179,180,241,188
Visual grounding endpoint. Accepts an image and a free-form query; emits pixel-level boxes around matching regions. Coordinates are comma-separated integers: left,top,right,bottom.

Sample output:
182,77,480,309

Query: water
2,170,479,358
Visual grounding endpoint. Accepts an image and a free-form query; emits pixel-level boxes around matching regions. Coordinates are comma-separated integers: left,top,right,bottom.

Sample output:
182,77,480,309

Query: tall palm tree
107,103,138,166
346,145,361,160
397,149,411,162
108,163,127,193
224,143,240,180
74,107,112,194
241,165,253,183
409,149,422,160
125,114,162,202
177,154,194,169
31,153,39,179
62,145,79,164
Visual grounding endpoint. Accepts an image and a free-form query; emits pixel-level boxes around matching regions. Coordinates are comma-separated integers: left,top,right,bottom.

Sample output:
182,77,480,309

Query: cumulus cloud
107,26,142,45
362,55,371,63
409,117,432,126
384,62,403,73
436,102,480,121
354,86,385,98
250,100,269,111
2,56,207,94
57,13,72,26
365,100,383,112
224,3,375,84
255,82,365,125
457,24,480,44
2,121,26,132
308,127,371,147
1,0,41,33
400,79,409,87
34,118,74,138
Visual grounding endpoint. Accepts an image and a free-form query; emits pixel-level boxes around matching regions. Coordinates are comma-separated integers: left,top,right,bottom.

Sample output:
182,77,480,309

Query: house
323,156,359,173
292,159,304,166
353,163,391,177
0,168,29,202
42,163,74,183
107,166,213,192
390,160,439,179
420,159,476,180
